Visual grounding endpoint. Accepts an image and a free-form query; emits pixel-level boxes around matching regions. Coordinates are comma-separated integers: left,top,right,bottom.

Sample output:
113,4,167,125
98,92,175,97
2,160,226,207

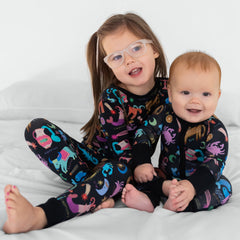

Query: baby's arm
134,163,157,183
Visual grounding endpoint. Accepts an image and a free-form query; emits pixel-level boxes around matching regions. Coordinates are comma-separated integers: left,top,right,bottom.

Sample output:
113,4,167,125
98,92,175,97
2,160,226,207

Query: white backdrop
0,0,239,91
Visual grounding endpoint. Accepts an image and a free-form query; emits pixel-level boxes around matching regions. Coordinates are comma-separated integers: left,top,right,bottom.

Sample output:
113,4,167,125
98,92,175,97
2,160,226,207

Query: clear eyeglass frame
103,39,153,69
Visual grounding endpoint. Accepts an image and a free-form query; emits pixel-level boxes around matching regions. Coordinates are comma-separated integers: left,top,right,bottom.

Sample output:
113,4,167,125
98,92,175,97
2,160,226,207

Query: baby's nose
190,97,200,104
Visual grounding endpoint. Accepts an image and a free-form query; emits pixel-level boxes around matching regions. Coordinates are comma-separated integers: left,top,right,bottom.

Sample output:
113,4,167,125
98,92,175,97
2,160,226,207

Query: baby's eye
181,91,189,95
203,92,211,97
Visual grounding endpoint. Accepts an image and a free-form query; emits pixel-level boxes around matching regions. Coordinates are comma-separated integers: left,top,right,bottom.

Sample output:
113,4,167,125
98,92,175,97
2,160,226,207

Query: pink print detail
112,130,128,140
203,190,211,208
185,149,197,161
33,128,52,149
49,146,77,173
221,194,231,204
67,194,96,214
206,141,225,155
112,140,131,155
110,181,124,197
106,106,125,126
218,127,228,141
26,141,37,149
96,135,107,142
162,126,176,145
60,148,72,160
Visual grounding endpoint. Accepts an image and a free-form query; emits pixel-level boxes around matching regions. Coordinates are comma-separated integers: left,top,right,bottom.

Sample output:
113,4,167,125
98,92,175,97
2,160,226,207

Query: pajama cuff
187,167,215,195
38,198,70,228
131,143,152,171
137,176,164,208
147,177,164,208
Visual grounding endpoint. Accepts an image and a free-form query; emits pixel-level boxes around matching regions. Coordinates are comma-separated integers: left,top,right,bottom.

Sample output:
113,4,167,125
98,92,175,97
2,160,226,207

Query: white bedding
0,81,240,240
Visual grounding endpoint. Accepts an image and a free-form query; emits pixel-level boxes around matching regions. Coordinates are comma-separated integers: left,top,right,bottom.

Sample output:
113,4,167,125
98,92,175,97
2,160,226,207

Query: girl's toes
4,185,13,196
11,185,20,195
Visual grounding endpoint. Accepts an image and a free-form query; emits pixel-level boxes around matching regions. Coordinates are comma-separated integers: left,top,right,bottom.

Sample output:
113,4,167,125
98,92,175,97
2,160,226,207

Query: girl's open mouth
129,67,142,76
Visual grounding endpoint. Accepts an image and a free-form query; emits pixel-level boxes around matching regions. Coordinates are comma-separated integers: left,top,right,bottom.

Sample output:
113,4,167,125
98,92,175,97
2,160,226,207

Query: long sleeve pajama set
24,78,168,226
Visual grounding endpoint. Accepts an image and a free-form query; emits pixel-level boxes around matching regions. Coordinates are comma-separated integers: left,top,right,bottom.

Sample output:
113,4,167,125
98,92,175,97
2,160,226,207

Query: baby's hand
134,163,157,183
174,180,196,212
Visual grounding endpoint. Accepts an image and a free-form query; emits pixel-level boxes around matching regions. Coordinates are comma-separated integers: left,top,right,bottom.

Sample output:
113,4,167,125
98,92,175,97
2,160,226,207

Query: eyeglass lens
106,41,147,68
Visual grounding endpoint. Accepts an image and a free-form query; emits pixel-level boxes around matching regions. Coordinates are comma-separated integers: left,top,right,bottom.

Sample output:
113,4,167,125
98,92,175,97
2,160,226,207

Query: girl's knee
24,118,51,141
95,161,131,182
111,161,131,182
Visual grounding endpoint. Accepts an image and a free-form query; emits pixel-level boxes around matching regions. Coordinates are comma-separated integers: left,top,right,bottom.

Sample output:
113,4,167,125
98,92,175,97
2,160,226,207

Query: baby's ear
218,89,221,99
167,84,172,103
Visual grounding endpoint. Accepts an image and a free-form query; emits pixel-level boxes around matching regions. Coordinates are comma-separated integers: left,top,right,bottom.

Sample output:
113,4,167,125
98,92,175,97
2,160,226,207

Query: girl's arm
98,89,132,164
131,105,165,170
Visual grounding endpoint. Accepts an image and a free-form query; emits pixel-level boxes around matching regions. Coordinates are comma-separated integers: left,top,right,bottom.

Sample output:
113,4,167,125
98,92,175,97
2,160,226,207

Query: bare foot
121,184,154,213
162,180,172,196
94,198,115,212
3,185,47,234
163,179,181,211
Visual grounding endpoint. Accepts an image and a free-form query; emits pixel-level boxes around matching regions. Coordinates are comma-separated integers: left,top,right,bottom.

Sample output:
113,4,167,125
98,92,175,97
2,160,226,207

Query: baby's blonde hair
169,51,221,85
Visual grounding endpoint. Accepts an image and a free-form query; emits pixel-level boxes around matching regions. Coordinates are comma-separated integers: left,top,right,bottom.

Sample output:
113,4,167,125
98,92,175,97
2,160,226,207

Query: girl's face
102,28,159,95
168,63,221,123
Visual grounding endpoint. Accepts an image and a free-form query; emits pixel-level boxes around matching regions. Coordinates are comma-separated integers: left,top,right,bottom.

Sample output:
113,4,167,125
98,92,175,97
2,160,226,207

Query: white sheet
0,119,239,240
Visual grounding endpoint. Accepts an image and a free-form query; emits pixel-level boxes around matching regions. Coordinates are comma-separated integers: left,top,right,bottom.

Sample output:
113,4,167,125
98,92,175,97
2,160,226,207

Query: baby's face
168,63,221,123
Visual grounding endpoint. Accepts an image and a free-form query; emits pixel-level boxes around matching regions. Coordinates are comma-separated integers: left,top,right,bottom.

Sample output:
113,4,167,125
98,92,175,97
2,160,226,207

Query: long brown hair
81,12,167,142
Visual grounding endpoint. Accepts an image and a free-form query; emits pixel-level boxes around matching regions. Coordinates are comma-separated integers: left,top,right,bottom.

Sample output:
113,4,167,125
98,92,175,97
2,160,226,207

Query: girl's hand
134,163,157,183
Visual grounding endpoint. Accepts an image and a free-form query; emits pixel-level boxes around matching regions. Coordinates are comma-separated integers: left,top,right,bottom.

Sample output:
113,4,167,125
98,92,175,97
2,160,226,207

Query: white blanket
0,81,239,240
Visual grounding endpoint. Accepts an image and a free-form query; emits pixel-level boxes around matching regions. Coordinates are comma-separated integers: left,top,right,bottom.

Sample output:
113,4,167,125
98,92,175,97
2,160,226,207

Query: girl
3,12,168,233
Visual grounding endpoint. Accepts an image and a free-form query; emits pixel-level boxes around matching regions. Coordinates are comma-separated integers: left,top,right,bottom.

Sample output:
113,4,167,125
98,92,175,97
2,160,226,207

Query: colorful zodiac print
25,78,169,226
25,118,132,226
32,128,52,149
133,104,232,211
162,126,176,145
49,146,77,173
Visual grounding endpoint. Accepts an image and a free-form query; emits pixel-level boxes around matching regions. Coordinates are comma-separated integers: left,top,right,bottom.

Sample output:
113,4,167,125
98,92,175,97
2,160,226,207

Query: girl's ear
153,51,159,59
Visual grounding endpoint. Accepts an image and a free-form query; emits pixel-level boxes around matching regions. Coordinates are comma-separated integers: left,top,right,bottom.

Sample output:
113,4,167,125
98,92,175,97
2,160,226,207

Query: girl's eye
181,91,189,95
203,92,211,97
110,54,122,62
131,43,143,53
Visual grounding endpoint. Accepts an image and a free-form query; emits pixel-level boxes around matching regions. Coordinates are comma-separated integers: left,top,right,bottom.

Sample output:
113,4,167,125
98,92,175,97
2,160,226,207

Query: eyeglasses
103,39,153,69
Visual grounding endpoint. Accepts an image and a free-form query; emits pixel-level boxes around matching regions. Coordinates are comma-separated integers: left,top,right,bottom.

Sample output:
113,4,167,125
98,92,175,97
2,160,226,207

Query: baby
122,51,232,212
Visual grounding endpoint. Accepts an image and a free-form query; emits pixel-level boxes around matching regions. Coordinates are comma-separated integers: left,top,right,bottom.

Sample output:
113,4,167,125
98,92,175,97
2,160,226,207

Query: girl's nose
124,52,135,65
